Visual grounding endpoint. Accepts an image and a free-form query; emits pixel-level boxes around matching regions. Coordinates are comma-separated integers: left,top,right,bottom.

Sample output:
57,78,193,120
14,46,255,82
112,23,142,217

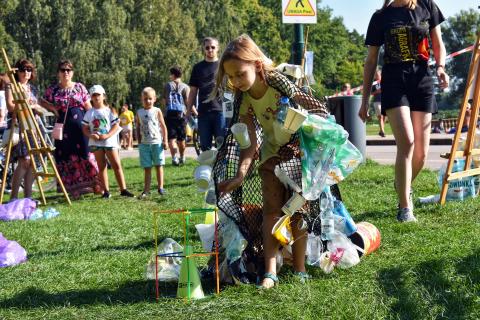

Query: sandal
256,272,279,290
294,271,311,284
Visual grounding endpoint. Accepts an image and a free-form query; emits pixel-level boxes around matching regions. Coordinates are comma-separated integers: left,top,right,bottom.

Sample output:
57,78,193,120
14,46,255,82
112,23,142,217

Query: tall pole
292,24,304,65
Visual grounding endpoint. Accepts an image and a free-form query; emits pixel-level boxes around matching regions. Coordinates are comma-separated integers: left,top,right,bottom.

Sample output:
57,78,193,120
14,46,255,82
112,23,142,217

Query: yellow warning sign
284,0,315,16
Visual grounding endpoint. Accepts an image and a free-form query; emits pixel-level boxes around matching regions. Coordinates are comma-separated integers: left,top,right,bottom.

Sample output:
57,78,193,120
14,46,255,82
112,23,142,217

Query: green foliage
0,0,368,104
439,9,480,109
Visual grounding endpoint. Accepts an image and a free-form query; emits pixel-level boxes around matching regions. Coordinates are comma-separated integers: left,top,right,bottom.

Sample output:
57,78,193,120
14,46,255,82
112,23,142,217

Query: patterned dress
43,82,99,197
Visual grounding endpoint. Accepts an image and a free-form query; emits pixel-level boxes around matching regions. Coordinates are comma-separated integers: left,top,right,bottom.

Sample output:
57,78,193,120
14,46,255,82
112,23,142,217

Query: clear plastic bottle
320,191,335,241
277,96,290,124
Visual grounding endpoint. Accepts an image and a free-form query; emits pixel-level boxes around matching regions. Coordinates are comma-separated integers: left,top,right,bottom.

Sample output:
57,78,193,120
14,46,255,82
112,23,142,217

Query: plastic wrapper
438,159,478,201
145,238,183,281
0,233,27,268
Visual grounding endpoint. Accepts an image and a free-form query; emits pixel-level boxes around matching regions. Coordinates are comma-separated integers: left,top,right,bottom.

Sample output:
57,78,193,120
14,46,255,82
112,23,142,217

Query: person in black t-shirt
359,0,449,222
186,37,225,151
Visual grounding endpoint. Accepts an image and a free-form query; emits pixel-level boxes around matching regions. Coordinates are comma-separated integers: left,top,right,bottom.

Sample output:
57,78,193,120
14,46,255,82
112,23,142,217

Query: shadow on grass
377,250,480,319
351,210,390,222
0,279,218,309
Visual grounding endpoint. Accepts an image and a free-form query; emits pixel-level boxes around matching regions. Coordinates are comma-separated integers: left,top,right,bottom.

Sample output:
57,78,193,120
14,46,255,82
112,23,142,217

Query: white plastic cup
231,123,251,149
194,165,212,192
197,149,218,166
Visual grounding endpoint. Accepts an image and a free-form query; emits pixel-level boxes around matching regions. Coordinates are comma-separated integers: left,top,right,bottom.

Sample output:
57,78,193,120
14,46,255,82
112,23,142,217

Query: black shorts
165,117,186,141
381,62,437,115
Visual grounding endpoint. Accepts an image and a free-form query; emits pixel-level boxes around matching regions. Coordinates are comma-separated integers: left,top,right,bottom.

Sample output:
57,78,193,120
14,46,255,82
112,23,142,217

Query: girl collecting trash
212,34,329,289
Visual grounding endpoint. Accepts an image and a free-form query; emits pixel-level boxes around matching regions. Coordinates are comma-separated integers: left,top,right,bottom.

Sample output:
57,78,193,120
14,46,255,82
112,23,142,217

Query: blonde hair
383,0,416,9
211,34,275,98
142,87,156,97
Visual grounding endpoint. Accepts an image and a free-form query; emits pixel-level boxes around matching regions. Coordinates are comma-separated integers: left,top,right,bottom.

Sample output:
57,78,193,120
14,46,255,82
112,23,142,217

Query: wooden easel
0,48,71,205
440,34,480,205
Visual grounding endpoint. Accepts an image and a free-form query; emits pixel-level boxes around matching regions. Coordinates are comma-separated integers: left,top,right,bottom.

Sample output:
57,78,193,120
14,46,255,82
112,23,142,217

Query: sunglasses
204,46,216,50
19,67,33,72
59,68,73,73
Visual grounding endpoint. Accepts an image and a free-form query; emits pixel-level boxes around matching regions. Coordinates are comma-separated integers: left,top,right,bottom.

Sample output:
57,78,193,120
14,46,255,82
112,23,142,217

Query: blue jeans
198,112,226,151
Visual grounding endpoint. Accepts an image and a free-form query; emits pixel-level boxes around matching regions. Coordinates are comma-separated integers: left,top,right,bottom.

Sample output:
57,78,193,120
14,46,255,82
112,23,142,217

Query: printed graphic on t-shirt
92,117,109,134
141,112,160,141
384,21,430,64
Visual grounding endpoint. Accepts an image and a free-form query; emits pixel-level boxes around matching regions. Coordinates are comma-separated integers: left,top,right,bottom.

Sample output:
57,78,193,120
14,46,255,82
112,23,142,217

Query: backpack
167,82,185,115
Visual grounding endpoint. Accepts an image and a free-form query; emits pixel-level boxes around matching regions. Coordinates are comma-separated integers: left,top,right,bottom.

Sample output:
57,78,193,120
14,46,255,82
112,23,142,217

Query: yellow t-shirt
119,110,134,127
239,87,293,163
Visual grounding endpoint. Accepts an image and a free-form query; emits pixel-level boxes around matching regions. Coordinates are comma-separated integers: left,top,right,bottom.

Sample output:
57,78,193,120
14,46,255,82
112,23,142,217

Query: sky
318,0,479,35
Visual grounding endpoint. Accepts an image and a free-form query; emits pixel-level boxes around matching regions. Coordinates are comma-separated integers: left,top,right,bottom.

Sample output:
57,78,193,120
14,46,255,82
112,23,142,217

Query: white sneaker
172,157,180,166
396,207,417,223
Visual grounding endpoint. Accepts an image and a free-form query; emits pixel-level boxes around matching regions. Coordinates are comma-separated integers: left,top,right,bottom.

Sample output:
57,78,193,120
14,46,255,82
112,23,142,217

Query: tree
440,9,480,109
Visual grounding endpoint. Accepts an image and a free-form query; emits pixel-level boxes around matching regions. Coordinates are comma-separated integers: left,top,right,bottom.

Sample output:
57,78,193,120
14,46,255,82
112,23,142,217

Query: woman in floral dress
40,60,99,197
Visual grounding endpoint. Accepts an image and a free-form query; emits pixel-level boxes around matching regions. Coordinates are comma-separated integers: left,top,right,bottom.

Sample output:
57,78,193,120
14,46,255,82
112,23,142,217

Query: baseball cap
89,85,106,96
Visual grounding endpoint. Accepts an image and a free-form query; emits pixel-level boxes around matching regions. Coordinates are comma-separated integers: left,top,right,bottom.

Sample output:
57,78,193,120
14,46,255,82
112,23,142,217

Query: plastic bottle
320,191,334,241
276,96,290,124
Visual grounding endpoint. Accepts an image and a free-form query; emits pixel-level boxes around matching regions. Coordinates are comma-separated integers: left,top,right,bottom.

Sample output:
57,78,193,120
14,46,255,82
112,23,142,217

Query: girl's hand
218,176,244,198
437,67,449,90
162,143,168,150
91,134,100,140
358,102,369,122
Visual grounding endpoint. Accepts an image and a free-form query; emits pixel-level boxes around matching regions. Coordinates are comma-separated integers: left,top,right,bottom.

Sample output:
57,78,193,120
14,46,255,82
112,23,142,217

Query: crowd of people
0,0,451,289
0,35,227,201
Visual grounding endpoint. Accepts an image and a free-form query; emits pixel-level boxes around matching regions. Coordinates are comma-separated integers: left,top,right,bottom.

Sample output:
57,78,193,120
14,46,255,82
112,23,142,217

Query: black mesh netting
213,70,341,273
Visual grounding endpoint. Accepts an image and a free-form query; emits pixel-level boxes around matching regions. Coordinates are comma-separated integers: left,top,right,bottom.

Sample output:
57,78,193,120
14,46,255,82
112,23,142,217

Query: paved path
120,135,454,171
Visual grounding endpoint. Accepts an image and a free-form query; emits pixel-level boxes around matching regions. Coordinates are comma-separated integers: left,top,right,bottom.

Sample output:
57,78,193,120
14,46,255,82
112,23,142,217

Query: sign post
282,0,317,66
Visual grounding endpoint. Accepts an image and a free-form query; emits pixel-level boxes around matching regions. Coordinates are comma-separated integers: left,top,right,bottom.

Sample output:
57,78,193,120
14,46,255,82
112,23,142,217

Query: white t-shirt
82,107,119,148
136,107,163,144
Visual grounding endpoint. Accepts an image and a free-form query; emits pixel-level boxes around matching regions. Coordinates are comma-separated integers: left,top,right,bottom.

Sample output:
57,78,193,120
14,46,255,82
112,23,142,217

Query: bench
431,118,458,133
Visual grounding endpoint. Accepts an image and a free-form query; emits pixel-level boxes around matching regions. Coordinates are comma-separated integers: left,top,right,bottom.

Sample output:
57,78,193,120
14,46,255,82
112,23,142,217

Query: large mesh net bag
212,70,341,274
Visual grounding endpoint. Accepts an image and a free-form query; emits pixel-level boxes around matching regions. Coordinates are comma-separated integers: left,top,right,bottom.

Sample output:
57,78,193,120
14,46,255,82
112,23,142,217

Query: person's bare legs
93,150,109,193
290,213,307,273
143,167,152,193
411,111,432,181
386,106,414,209
378,115,385,135
155,165,163,190
106,150,127,190
11,158,29,200
178,139,186,159
168,139,178,159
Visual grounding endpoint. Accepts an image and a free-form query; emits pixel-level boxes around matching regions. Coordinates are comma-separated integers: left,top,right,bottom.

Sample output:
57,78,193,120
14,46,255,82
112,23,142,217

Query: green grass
366,121,393,136
1,158,480,319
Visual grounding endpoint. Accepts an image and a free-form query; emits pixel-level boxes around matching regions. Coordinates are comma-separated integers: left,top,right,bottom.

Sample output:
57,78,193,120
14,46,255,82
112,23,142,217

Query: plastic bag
195,223,215,252
0,233,27,267
438,159,477,201
300,115,362,200
327,231,360,269
29,207,60,221
218,211,247,262
145,238,183,281
0,198,37,221
333,200,357,236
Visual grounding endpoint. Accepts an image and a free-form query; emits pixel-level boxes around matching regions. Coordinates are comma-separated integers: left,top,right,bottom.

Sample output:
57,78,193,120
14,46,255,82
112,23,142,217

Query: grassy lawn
366,121,393,136
1,158,479,319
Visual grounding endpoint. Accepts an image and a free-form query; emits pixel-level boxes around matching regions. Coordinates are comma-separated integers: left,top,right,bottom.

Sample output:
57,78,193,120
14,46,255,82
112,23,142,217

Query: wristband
436,65,445,70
